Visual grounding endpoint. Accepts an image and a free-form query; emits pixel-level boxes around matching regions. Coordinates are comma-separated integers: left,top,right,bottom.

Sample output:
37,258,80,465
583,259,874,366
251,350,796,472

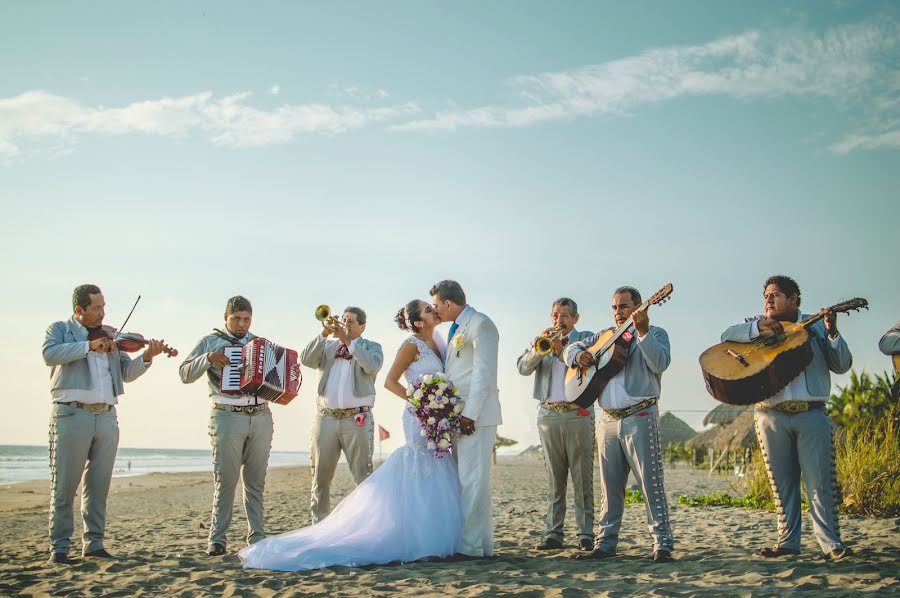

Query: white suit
444,305,502,556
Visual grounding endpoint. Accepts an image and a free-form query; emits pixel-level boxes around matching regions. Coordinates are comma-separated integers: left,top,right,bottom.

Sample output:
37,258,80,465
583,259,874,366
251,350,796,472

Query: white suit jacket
444,305,502,427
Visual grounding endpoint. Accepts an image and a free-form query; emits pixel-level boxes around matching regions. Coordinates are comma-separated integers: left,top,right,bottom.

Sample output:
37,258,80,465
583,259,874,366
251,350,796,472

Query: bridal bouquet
406,373,464,458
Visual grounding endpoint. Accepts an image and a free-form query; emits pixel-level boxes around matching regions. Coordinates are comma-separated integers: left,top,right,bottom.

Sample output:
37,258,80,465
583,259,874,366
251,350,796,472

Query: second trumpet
535,327,565,356
314,304,348,335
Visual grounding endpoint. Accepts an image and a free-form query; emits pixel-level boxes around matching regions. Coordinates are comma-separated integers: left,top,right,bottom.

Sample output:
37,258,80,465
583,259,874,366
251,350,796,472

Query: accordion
220,338,301,405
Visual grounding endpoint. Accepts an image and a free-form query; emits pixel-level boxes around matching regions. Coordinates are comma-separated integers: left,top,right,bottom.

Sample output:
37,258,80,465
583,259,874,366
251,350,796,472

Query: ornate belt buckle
85,403,107,414
780,401,808,413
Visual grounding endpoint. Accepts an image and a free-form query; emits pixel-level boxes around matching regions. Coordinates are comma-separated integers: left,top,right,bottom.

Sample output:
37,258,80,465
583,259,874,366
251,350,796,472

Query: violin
87,325,179,358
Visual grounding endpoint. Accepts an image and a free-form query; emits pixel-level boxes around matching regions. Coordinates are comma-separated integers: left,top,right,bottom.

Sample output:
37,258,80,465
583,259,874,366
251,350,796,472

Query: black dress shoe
653,550,673,563
579,538,594,551
825,547,853,562
206,543,226,556
83,548,115,559
536,538,564,550
573,548,615,560
758,546,800,558
46,552,69,565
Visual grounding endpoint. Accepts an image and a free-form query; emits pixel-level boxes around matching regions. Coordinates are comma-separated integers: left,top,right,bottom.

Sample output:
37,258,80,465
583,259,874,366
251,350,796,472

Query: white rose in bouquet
427,416,436,425
423,374,433,384
438,439,450,450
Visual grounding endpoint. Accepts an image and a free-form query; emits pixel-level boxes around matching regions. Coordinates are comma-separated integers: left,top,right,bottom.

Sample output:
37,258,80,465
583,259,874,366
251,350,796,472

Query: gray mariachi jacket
300,334,384,398
721,315,852,398
43,317,151,395
516,328,594,401
562,325,671,398
880,322,900,355
178,330,258,396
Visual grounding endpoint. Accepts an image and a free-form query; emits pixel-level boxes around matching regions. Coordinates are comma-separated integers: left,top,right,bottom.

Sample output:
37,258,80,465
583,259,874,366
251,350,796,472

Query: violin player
43,284,165,564
719,275,853,561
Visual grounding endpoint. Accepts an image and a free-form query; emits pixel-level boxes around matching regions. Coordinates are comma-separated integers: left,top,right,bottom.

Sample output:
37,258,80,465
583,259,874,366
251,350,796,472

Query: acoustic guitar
564,283,673,407
699,298,868,405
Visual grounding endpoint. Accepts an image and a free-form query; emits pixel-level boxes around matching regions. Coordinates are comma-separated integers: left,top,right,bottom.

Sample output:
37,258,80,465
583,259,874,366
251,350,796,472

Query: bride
239,300,462,571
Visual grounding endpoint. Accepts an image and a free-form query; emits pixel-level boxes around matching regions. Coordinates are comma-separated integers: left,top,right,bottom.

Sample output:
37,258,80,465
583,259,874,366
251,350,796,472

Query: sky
1,1,898,454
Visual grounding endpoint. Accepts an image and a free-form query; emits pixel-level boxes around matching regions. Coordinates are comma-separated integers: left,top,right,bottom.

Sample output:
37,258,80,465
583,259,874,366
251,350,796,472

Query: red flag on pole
378,425,390,441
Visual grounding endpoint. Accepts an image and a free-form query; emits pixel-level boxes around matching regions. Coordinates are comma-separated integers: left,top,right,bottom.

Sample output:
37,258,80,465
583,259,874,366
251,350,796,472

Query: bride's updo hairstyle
394,300,424,332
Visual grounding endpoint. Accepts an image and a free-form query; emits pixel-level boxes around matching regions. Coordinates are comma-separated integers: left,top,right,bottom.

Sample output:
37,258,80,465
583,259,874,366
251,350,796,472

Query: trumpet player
300,306,384,523
516,298,595,551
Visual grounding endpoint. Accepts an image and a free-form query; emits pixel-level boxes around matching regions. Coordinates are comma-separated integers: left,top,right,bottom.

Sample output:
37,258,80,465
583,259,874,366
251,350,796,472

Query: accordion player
220,338,301,405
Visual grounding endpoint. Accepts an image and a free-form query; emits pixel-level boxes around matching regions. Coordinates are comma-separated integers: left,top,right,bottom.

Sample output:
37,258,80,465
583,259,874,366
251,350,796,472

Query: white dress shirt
52,321,117,405
750,319,843,407
598,327,655,411
546,332,573,404
321,338,375,409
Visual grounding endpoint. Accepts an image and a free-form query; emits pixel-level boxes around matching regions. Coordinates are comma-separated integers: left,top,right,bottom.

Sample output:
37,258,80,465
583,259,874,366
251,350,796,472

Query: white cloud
0,90,419,156
394,19,899,140
270,85,281,95
827,129,900,154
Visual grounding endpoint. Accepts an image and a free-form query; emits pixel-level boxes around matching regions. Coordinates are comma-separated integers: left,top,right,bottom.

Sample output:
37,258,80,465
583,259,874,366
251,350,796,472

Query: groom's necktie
447,322,459,344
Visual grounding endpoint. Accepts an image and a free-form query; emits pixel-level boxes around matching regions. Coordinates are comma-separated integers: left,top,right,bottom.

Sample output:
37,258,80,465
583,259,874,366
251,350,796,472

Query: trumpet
535,326,565,356
314,304,347,335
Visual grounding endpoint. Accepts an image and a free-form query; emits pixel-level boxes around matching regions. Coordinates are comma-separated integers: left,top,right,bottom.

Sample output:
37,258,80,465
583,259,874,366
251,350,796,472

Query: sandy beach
0,459,897,597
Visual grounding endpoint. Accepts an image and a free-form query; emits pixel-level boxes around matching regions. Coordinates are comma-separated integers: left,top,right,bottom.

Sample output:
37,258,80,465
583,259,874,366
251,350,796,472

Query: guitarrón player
563,286,674,563
719,275,853,561
178,296,274,557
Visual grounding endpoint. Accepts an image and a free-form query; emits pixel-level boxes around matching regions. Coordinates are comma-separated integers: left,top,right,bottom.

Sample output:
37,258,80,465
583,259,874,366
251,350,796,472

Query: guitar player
563,286,674,564
720,275,853,562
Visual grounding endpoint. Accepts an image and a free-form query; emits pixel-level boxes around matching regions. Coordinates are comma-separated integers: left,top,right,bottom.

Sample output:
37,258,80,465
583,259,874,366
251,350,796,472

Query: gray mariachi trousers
48,403,119,554
753,408,845,554
208,407,273,548
537,407,595,542
595,403,673,553
309,411,374,523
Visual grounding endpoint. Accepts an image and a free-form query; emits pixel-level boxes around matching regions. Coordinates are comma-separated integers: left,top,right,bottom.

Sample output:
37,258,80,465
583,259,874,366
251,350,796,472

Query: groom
430,280,502,559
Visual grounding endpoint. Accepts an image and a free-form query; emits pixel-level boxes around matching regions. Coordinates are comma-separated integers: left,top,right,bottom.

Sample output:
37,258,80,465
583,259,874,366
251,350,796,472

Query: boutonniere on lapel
452,333,466,357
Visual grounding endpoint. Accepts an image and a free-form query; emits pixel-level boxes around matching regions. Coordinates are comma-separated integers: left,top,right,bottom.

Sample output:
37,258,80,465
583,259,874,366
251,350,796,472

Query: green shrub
836,406,900,516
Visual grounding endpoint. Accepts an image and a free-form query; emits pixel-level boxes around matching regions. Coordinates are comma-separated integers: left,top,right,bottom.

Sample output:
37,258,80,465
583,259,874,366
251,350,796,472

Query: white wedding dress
239,336,461,571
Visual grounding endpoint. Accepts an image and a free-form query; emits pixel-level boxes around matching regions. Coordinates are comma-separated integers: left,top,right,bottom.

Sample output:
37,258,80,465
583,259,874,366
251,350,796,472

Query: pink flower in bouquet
406,372,464,458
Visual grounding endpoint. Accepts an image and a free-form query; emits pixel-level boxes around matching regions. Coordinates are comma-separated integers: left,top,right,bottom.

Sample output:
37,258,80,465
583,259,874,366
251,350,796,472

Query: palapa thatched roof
658,411,697,446
702,403,752,427
687,412,757,451
685,426,719,450
711,412,757,450
518,444,543,459
494,435,518,449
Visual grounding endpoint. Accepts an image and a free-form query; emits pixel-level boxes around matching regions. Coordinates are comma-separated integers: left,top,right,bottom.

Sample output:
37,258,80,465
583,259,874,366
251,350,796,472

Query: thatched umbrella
685,427,718,450
518,444,544,460
703,403,752,427
658,411,696,446
492,435,518,464
710,412,757,451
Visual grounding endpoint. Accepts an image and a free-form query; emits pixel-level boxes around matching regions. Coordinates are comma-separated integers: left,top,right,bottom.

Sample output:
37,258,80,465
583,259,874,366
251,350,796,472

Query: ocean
0,445,311,485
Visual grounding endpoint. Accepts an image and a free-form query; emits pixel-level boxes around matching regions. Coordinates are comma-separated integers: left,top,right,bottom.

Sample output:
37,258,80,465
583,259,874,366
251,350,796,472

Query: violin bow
112,295,141,342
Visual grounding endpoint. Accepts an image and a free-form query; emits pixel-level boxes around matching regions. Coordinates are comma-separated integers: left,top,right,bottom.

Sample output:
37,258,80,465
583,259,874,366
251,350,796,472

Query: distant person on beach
564,286,675,563
516,297,595,552
879,321,900,398
299,307,384,523
180,295,277,557
43,284,165,565
720,275,853,561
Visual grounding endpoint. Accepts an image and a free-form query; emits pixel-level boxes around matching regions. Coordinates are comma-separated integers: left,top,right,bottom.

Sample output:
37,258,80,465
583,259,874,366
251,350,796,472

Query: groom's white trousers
455,425,497,557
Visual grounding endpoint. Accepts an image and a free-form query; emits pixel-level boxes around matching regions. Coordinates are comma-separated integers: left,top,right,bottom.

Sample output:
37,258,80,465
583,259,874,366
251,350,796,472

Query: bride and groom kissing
239,280,501,571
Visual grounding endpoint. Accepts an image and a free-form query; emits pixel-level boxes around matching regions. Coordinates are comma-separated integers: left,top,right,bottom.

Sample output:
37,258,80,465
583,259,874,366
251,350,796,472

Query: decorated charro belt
214,402,269,415
60,401,113,414
757,400,826,414
319,406,371,420
602,397,659,421
539,401,583,414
